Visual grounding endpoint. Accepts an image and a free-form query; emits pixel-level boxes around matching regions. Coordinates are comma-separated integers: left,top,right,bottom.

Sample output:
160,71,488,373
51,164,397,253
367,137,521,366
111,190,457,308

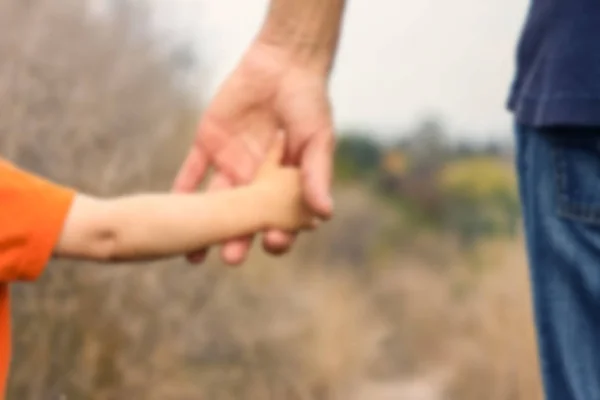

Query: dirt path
354,374,447,400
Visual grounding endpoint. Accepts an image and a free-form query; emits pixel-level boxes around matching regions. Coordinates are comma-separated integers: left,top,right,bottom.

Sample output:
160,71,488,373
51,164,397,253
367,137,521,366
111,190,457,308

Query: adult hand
173,41,335,265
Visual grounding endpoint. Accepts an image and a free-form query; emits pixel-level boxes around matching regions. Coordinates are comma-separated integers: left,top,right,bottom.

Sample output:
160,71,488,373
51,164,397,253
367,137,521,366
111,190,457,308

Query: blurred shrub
334,133,382,181
401,116,448,172
334,121,518,248
439,157,520,247
439,157,517,201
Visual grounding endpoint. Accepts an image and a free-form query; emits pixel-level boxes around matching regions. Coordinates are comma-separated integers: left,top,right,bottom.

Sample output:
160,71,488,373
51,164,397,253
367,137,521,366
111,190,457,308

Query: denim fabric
515,124,600,400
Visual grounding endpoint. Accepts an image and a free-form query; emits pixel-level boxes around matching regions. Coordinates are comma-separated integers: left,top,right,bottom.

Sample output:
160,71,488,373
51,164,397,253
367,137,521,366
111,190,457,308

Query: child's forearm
108,187,269,261
56,186,270,262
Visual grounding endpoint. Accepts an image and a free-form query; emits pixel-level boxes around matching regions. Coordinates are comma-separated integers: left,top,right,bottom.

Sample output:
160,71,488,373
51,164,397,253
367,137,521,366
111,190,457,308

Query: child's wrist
248,183,276,229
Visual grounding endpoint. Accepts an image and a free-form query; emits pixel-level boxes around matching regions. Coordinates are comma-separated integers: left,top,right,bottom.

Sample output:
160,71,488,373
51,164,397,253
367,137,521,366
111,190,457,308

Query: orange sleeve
0,159,75,282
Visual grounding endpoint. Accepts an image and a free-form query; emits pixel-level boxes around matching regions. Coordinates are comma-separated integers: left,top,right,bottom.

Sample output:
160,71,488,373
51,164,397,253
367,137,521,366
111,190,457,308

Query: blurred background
2,0,542,399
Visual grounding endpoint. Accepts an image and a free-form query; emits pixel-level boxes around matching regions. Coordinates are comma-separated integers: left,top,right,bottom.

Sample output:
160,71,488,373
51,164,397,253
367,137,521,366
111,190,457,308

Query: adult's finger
301,131,335,220
172,146,208,193
263,229,296,255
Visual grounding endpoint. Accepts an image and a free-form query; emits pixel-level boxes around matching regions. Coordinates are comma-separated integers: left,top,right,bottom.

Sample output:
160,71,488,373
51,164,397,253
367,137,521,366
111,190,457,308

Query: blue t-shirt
508,0,600,127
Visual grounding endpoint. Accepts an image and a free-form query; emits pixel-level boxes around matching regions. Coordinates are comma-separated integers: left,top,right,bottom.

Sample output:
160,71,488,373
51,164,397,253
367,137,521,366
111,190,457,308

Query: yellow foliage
438,157,517,200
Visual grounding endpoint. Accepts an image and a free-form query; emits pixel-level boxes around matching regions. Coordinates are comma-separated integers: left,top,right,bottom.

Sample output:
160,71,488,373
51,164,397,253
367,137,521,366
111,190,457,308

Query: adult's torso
508,0,600,127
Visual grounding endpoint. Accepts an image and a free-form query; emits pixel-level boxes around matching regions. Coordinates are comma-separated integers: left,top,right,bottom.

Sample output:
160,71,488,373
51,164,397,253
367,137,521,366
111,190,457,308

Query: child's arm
55,137,315,262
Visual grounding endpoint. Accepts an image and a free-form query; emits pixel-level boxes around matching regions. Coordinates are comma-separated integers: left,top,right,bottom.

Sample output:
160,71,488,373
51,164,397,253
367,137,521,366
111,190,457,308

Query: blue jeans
515,124,600,400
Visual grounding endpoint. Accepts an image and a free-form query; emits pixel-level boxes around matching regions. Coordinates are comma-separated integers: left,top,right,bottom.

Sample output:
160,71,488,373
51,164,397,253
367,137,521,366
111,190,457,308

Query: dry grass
364,236,542,400
445,239,543,400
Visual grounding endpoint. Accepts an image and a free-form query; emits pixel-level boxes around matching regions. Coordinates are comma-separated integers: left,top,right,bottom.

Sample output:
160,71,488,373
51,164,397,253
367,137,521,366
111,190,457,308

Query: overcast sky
151,0,529,141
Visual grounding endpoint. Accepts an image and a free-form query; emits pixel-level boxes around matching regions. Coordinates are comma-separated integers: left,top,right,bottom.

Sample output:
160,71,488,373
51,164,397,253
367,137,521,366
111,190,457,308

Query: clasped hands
173,42,335,266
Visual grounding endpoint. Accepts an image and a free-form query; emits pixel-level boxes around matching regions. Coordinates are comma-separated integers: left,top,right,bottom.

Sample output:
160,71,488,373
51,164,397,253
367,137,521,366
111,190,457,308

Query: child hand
254,132,320,232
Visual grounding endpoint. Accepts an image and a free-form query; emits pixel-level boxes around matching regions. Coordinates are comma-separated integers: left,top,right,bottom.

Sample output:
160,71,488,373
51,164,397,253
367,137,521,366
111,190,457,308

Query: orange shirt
0,159,74,399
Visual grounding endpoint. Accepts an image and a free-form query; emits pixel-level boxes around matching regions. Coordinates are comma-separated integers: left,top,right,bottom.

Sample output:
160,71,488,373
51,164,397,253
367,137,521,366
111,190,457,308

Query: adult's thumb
301,134,334,220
